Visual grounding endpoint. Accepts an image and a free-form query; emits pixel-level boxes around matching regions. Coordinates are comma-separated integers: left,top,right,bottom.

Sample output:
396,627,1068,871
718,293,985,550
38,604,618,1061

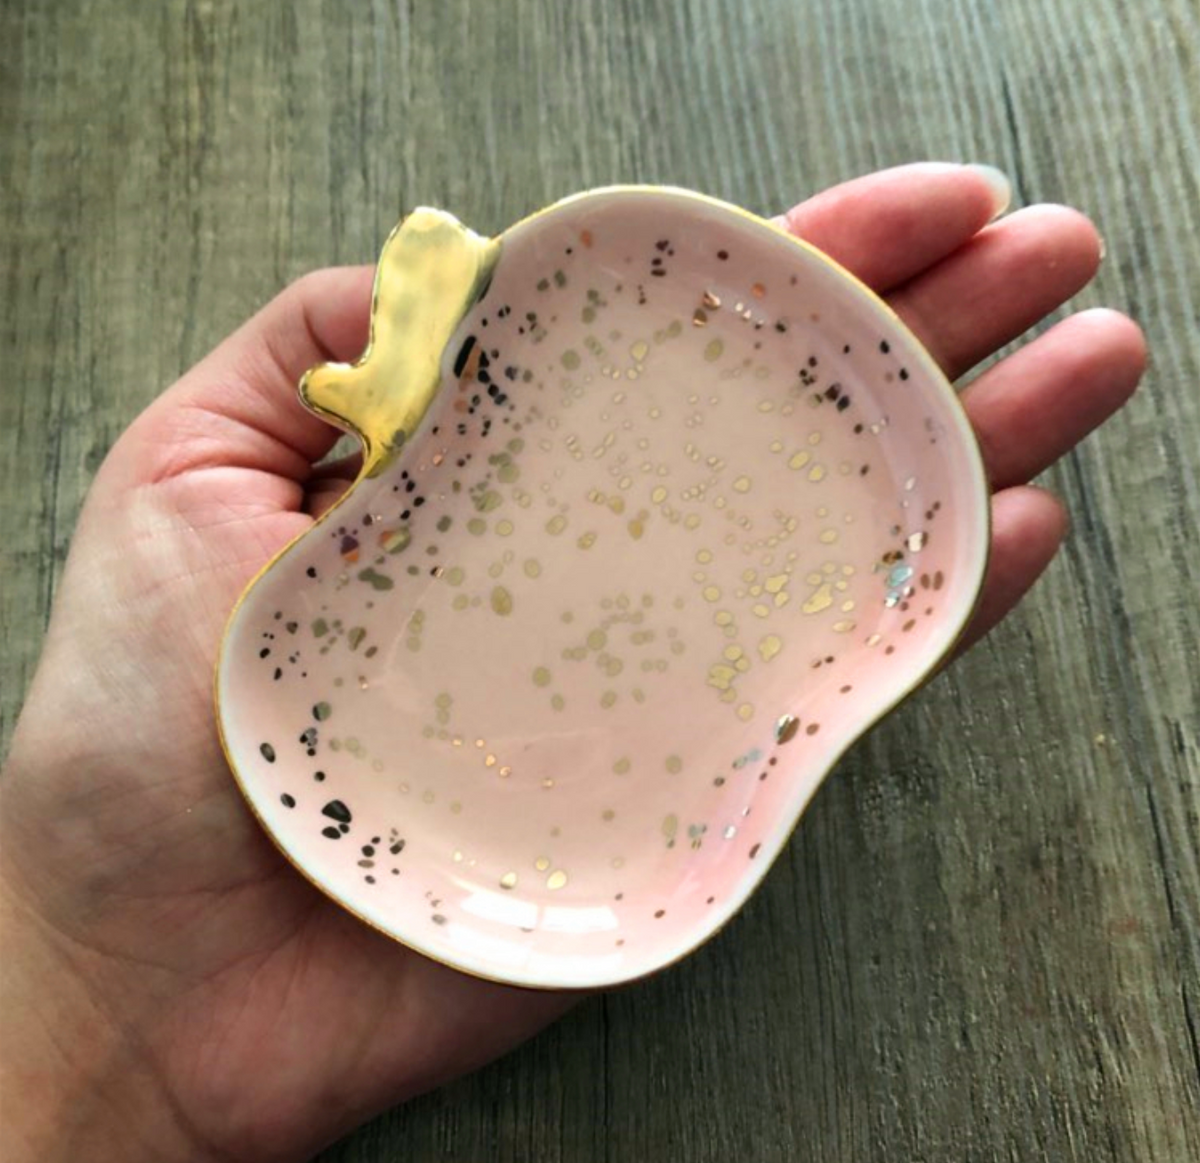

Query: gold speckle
737,703,754,721
453,850,464,863
600,690,618,709
832,619,856,633
496,519,514,536
546,514,567,535
613,757,631,774
704,338,724,362
764,573,788,594
546,870,568,890
733,475,751,493
692,307,708,327
534,856,551,872
662,813,679,841
802,582,833,614
665,755,683,774
788,450,811,470
651,485,668,504
630,339,649,362
490,586,513,616
524,558,542,578
587,629,607,650
819,529,839,544
467,517,487,536
561,349,581,371
577,531,597,550
758,634,782,661
808,464,826,482
703,585,721,602
500,871,518,890
601,809,615,822
775,714,800,744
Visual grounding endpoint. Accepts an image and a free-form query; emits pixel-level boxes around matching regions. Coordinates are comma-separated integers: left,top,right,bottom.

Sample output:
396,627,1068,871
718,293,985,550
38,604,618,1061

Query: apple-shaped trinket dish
216,186,989,988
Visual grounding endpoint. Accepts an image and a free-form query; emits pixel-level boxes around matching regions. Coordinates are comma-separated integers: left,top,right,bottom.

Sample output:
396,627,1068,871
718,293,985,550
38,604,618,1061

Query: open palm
0,165,1145,1163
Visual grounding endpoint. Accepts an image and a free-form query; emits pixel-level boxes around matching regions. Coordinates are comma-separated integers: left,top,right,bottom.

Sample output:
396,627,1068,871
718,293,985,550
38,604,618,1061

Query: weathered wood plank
3,1,1196,1160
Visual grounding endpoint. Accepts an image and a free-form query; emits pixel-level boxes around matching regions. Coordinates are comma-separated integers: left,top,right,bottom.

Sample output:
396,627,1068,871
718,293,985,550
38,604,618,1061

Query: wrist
0,873,221,1163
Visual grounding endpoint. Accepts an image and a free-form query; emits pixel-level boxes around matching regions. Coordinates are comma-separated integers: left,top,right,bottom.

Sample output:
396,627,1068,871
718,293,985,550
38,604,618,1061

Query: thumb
102,266,375,495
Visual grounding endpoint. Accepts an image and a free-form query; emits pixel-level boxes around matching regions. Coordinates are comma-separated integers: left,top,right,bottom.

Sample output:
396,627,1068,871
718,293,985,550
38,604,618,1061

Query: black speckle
836,396,851,411
306,566,317,578
899,367,909,381
453,335,477,377
314,771,326,782
321,826,341,840
362,845,376,857
260,743,276,763
322,800,352,824
880,339,890,354
717,249,729,261
273,668,282,681
390,840,406,855
281,794,296,808
259,647,271,659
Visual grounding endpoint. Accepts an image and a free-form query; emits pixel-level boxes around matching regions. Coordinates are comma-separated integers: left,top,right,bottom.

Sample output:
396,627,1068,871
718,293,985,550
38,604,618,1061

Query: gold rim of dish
214,183,993,992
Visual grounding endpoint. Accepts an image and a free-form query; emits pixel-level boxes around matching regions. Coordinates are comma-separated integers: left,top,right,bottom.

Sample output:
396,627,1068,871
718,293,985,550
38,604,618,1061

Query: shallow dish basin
217,186,989,988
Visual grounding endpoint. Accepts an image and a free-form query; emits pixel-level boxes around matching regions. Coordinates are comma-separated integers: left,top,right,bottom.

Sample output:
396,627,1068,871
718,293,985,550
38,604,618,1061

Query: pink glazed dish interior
217,187,989,988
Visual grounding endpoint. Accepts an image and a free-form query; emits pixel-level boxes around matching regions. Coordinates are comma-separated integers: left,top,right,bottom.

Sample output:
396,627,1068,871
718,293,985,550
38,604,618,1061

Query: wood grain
2,1,1197,1159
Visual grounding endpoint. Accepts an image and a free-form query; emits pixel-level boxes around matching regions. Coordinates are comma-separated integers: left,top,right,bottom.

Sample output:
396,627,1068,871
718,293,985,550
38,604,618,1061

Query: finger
890,205,1102,380
773,162,1010,293
958,486,1068,652
305,477,355,520
129,266,375,484
964,309,1146,489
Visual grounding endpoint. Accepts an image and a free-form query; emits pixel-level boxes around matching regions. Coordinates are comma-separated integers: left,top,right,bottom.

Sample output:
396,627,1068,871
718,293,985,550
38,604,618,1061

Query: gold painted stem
300,208,500,475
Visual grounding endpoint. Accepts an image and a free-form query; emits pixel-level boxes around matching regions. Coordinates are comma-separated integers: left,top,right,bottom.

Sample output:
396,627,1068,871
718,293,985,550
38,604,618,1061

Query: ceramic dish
216,186,989,989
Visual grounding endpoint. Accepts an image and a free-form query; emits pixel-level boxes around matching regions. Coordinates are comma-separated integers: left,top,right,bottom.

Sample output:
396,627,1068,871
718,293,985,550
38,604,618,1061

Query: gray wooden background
3,2,1197,1160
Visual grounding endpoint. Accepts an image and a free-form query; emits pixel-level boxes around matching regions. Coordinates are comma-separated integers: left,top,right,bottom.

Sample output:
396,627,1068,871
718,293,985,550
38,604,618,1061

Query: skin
0,165,1146,1162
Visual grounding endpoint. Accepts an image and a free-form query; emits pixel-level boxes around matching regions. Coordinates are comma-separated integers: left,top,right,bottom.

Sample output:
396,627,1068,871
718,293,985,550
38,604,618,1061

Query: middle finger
888,204,1102,381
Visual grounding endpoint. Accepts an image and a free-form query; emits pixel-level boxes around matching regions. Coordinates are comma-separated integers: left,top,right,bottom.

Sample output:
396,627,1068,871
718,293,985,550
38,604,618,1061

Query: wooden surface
3,1,1198,1159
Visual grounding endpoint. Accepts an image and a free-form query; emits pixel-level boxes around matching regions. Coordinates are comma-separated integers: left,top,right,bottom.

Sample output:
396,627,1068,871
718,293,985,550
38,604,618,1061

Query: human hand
0,164,1145,1163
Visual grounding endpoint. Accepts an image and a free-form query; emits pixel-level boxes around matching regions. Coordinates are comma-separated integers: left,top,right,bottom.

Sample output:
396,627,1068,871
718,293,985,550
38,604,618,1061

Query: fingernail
964,164,1012,220
1098,233,1107,261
